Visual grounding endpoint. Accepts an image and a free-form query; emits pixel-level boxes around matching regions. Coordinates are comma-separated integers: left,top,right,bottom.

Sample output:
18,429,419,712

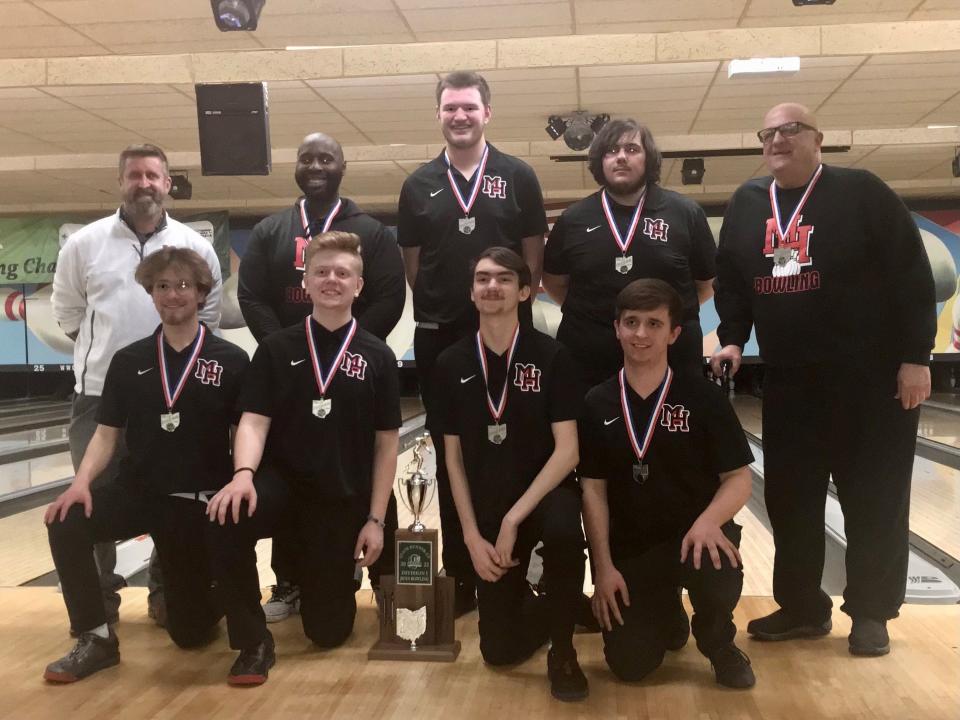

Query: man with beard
52,144,222,630
543,119,716,385
238,131,405,623
711,103,935,656
398,71,548,614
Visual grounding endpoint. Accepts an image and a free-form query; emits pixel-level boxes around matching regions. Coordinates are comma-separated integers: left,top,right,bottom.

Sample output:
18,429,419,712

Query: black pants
47,482,222,648
557,315,704,388
414,323,475,586
271,493,398,589
762,362,917,622
603,523,742,682
476,483,585,665
206,466,366,651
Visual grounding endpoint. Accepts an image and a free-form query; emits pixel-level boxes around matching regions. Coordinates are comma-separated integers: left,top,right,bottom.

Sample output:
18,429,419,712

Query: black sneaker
44,630,120,683
708,643,756,689
454,579,477,617
263,582,300,623
547,648,589,701
666,590,690,651
849,617,889,656
747,609,831,641
228,633,276,686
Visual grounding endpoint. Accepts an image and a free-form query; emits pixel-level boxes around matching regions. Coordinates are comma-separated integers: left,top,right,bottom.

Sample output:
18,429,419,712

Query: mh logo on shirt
340,351,367,380
660,403,689,432
194,359,223,387
482,175,507,199
643,218,669,242
513,363,541,392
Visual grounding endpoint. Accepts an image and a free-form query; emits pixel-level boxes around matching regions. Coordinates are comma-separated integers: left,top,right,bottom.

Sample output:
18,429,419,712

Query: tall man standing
238,131,405,622
436,247,588,701
52,144,222,627
398,71,548,614
711,103,936,656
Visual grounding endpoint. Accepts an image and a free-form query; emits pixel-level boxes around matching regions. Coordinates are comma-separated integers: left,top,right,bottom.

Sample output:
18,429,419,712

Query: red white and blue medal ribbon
305,316,357,419
768,163,822,245
445,144,489,218
298,197,342,240
475,324,520,443
157,325,206,432
618,366,672,475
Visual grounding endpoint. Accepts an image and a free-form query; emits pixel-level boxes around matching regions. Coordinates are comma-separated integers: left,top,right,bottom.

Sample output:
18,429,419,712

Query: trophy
369,432,461,662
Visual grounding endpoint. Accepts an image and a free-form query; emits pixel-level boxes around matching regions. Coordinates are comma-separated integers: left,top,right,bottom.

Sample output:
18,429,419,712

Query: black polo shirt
97,325,248,495
397,144,548,326
545,185,716,328
578,369,752,560
239,317,402,500
434,327,582,526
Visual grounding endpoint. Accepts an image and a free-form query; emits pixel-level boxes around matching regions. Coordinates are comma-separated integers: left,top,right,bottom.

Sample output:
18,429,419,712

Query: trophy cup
369,433,461,661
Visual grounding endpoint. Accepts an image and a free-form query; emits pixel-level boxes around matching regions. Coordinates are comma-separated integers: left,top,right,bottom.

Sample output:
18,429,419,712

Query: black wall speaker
195,82,271,175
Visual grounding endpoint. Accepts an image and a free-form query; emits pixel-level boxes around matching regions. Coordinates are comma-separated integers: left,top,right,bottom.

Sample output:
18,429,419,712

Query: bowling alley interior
1,1,959,718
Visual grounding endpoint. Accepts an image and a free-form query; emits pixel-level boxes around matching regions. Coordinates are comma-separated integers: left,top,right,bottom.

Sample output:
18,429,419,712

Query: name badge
312,398,332,419
160,412,180,432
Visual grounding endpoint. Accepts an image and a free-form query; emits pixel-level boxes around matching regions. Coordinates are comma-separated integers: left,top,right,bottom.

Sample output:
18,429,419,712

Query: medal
618,366,673,484
157,325,206,434
299,197,342,240
601,188,645,276
458,216,476,235
475,324,520,445
768,163,822,267
487,424,507,444
445,145,489,236
305,316,358,421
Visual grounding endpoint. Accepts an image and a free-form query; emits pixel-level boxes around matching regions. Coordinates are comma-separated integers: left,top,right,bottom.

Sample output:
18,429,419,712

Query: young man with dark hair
543,119,716,385
580,278,756,689
43,247,247,683
52,142,223,628
711,103,936,656
237,131,405,623
206,231,401,685
398,71,548,614
435,246,588,701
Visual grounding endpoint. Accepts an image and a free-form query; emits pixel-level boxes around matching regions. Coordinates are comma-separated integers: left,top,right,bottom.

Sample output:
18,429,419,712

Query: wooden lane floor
3,587,957,720
919,406,960,448
731,395,960,563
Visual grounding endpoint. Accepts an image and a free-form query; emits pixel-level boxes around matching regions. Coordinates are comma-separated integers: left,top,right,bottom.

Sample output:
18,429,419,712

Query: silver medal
160,412,180,432
487,423,506,444
632,462,649,483
312,398,332,419
772,247,792,268
459,216,476,235
615,255,633,274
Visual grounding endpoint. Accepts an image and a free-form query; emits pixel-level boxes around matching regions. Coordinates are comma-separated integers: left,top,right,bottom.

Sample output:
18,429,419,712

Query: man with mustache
52,144,223,631
398,71,549,615
238,131,405,623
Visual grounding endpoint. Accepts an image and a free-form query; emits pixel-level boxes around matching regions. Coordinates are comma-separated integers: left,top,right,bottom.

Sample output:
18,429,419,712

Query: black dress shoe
45,630,120,683
228,633,276,686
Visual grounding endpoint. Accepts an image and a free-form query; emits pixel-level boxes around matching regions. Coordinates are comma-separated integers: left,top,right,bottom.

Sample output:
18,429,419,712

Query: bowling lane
0,424,68,457
918,406,960,448
731,395,960,562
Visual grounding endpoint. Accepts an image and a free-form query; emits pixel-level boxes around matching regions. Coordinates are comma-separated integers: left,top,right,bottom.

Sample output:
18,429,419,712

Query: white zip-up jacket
52,210,223,396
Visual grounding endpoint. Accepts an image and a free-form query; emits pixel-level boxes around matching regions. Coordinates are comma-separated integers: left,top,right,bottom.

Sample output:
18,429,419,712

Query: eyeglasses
154,280,194,293
757,121,818,144
604,143,644,157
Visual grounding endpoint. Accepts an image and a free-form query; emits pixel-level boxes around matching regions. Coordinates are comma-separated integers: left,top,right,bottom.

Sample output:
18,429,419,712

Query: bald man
238,131,406,622
710,103,935,656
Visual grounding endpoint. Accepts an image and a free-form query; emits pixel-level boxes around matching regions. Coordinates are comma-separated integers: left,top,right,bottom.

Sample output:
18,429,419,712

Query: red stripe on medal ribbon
769,163,822,245
618,366,672,464
158,325,206,411
601,188,645,255
298,197,342,240
305,316,357,397
445,144,490,216
475,324,520,423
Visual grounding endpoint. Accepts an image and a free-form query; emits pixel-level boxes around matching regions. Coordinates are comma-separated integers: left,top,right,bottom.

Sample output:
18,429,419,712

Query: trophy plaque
369,433,461,662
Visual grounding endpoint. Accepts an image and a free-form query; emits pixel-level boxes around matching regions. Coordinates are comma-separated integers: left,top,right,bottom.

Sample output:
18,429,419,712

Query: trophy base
367,640,461,662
